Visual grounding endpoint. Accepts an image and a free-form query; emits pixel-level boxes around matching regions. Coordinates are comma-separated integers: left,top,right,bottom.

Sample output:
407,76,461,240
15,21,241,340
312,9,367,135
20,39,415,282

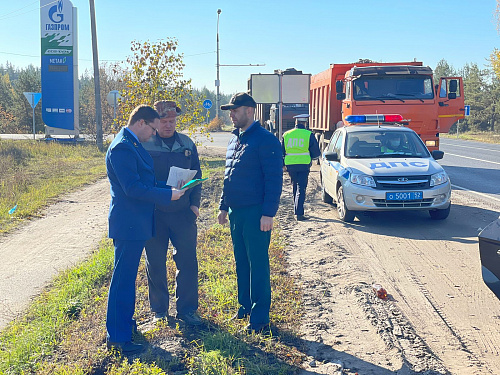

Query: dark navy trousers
144,209,198,315
228,204,271,327
288,170,310,216
106,239,144,343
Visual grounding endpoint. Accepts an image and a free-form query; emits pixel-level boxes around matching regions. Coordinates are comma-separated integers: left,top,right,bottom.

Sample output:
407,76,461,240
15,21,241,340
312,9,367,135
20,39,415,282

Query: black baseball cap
220,92,256,110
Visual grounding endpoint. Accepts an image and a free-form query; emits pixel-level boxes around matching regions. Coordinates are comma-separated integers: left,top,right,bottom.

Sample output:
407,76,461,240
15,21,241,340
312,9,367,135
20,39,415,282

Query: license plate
386,191,423,201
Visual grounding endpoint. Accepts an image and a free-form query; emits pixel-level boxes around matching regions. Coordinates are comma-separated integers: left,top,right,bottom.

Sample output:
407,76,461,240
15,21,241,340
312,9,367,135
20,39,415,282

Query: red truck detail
309,62,464,151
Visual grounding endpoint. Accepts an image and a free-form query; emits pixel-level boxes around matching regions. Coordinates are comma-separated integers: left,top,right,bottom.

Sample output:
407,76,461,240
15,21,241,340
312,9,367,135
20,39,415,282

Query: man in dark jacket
218,93,283,334
142,100,203,326
282,114,321,221
105,105,184,354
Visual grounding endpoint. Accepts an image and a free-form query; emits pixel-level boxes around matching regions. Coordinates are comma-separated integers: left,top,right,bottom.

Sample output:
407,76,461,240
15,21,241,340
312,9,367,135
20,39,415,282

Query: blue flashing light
345,115,367,123
345,114,403,124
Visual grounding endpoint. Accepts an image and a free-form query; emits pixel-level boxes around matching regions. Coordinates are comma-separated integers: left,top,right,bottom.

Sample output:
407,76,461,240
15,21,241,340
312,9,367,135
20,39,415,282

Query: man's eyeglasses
144,121,157,133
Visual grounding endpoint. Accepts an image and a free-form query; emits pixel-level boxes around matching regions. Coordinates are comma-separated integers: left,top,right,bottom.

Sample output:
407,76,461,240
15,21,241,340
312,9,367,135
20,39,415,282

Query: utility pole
90,0,103,151
216,9,221,119
215,8,264,118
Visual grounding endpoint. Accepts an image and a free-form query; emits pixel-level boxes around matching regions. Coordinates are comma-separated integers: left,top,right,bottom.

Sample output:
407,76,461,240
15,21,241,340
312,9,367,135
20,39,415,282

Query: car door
322,131,340,196
437,77,465,132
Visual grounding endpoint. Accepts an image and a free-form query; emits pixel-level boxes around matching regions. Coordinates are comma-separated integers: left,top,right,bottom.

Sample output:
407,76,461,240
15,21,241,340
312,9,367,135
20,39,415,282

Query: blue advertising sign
40,0,75,130
203,99,213,109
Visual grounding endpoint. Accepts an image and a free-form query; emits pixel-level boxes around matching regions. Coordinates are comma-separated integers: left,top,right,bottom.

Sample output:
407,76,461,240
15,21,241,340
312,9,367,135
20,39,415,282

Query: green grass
0,238,114,374
0,158,305,375
0,140,106,234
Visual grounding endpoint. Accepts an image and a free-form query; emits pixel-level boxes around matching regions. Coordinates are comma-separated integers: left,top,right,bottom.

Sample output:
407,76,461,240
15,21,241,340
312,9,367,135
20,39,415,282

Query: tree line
1,46,499,135
0,38,234,137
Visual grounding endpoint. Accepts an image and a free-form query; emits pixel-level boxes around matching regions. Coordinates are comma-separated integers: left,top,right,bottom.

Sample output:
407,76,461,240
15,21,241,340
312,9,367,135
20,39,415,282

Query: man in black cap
141,100,203,326
218,92,283,334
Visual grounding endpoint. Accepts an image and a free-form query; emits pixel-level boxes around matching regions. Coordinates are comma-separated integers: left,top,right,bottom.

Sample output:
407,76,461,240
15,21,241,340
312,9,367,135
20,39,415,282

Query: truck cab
337,65,464,151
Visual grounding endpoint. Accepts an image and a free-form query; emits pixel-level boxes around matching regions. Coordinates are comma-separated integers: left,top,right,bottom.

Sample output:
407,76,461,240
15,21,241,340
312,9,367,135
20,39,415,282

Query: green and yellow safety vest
283,128,311,165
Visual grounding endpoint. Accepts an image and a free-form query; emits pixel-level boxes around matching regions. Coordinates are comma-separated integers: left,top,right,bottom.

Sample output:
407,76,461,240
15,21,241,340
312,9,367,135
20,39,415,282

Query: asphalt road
440,138,500,204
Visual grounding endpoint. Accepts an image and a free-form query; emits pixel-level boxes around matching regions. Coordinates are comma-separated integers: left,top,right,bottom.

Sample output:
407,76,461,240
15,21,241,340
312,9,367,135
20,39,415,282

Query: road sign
23,92,42,139
23,92,42,109
203,99,212,109
106,90,121,107
464,105,470,116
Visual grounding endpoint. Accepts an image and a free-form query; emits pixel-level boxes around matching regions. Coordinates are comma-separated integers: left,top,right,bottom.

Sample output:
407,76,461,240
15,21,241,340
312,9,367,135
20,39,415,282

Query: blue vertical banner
40,0,75,130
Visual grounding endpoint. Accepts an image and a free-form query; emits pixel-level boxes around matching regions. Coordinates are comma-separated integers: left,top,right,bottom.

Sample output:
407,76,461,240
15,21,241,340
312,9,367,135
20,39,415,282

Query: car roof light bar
345,114,403,124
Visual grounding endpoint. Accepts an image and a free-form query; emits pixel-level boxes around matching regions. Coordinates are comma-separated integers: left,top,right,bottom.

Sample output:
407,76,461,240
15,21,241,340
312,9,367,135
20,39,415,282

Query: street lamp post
216,9,221,119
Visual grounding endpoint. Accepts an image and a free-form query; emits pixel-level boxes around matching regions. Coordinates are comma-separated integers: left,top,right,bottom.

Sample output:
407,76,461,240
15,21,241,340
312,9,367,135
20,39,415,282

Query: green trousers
228,204,271,327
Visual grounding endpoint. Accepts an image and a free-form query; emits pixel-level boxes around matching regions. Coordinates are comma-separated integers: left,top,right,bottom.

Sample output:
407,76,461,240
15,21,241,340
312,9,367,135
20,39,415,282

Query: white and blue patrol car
320,115,451,222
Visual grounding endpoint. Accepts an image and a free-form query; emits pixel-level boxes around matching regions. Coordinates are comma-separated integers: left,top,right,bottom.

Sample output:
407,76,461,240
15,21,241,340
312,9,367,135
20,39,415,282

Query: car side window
334,132,344,156
328,132,340,152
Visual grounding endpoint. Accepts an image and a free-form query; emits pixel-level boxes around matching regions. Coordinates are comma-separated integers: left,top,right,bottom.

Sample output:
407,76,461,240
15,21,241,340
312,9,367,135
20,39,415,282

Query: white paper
166,166,197,188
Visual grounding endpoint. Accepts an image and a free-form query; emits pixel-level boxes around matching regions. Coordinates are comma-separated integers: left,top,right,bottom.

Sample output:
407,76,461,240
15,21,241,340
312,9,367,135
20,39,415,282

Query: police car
320,115,451,222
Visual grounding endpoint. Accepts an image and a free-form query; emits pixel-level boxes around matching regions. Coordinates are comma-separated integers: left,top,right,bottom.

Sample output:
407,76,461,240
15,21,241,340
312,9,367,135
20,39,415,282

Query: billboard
40,0,78,133
249,73,311,104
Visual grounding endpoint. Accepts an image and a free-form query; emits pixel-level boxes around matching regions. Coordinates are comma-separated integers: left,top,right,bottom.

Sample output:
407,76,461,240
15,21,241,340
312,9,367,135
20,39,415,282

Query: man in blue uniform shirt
218,93,283,334
105,105,184,354
142,100,203,326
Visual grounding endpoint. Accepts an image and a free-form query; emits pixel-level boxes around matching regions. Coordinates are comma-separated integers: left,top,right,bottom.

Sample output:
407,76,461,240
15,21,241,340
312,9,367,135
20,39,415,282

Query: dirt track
282,165,500,375
1,145,500,374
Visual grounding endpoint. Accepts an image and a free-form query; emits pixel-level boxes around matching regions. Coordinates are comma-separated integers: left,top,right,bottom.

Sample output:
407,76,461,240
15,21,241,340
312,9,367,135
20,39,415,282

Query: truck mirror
337,93,346,100
448,93,457,100
335,80,343,93
449,79,458,93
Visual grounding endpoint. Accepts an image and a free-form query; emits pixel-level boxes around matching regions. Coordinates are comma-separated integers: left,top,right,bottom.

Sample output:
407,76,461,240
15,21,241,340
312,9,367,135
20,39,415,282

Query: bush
207,117,225,132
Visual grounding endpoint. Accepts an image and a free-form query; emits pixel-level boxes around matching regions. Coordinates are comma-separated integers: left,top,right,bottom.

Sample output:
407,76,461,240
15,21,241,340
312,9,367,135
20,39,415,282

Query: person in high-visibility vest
282,114,321,221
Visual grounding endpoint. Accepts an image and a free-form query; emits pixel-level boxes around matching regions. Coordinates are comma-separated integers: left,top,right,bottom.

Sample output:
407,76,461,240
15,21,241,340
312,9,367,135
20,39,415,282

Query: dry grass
0,140,106,234
1,158,306,375
443,130,500,144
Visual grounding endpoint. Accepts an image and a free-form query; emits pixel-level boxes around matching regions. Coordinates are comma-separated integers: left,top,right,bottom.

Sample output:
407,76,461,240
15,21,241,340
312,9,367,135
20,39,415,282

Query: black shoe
131,319,138,334
242,323,271,335
296,215,308,221
177,311,203,326
106,340,145,354
230,309,250,321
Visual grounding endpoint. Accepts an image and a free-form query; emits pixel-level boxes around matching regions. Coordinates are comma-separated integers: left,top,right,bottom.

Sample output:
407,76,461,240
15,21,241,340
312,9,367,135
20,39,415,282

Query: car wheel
337,186,355,222
429,205,450,220
321,177,333,204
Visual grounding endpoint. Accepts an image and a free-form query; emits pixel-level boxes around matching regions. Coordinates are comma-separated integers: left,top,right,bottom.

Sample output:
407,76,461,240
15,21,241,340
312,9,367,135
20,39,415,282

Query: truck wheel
337,186,355,222
429,205,450,220
321,174,333,204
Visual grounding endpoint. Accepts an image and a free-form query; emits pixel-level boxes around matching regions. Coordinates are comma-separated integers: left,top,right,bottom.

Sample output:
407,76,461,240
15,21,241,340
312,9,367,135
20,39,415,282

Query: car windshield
353,75,434,101
345,130,430,158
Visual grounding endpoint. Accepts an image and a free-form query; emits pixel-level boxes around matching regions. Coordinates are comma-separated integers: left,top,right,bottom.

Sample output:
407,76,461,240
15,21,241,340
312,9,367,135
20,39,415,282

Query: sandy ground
2,145,500,375
281,165,500,375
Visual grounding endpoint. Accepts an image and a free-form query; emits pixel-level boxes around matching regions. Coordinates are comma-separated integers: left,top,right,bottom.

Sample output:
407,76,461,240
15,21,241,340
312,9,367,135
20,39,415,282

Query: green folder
181,178,208,190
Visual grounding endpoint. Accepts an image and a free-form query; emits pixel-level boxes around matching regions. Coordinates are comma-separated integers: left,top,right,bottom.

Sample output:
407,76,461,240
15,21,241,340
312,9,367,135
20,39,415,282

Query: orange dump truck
309,62,464,151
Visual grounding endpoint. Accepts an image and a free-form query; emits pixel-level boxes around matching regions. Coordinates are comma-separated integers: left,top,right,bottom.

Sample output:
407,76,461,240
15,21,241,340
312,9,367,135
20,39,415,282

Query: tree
434,59,456,82
0,73,17,132
79,65,125,138
460,63,492,131
193,86,232,126
12,65,42,133
114,39,207,139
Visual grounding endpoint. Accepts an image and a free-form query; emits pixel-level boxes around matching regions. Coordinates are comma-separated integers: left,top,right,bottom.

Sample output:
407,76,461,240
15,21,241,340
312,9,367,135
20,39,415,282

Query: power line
0,0,57,21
